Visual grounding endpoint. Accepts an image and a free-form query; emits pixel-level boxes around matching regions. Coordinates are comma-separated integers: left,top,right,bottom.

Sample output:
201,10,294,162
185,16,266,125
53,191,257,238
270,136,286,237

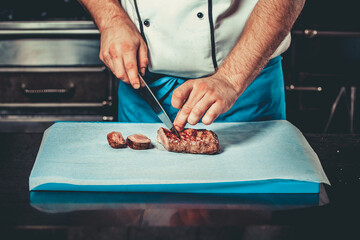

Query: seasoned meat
107,131,127,148
157,128,220,154
126,134,151,150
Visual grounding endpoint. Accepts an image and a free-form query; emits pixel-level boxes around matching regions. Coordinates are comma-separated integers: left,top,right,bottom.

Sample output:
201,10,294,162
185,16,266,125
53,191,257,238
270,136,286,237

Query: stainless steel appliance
283,0,360,133
0,21,116,132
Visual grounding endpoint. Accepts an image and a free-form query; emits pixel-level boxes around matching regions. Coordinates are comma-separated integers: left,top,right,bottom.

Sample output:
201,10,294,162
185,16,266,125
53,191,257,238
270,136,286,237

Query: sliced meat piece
107,131,127,148
126,134,152,150
157,128,220,154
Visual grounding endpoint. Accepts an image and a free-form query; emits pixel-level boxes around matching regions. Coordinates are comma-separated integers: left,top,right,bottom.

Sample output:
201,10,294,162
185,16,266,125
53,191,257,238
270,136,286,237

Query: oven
283,0,360,133
0,21,117,132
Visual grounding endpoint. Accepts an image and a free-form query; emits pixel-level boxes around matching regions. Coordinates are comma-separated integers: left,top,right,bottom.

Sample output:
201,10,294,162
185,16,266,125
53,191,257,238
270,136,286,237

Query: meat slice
107,131,127,148
126,134,152,150
157,128,220,154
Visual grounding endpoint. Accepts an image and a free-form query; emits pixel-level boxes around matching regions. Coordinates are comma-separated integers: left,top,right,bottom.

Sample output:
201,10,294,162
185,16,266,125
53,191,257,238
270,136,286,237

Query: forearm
77,0,129,33
78,0,148,88
216,0,305,95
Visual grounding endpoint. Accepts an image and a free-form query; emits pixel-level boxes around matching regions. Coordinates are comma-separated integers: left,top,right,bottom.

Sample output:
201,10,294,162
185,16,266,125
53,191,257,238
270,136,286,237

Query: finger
101,52,115,74
187,94,216,125
173,107,190,132
138,74,145,88
171,80,194,109
202,101,223,125
138,42,149,77
173,86,206,131
106,45,127,81
123,51,140,89
111,56,130,84
103,49,131,84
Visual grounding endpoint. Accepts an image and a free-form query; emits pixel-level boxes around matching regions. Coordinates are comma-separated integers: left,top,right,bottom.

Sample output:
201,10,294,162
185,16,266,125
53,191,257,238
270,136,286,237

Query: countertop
0,132,359,240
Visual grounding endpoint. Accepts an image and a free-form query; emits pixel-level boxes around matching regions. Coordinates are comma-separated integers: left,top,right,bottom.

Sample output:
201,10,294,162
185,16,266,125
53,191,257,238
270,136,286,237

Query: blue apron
117,55,285,123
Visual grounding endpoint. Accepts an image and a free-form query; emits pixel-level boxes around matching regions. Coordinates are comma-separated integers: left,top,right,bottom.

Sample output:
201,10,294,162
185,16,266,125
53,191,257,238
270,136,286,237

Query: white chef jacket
120,0,291,78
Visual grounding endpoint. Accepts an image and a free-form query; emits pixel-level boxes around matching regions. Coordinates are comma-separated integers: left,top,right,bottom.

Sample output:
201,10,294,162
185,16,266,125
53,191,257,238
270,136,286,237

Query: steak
107,131,126,148
157,128,220,154
126,134,152,150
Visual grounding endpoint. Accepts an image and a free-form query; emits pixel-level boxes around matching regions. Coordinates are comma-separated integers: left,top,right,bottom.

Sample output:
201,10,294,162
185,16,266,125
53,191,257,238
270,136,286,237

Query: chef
79,0,305,131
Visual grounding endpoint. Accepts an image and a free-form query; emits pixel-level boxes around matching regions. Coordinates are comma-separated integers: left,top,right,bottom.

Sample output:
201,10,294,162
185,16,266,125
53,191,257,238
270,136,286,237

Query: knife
136,73,181,139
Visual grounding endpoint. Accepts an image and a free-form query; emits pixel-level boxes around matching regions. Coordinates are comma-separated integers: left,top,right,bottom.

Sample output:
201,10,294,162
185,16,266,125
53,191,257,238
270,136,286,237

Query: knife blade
136,73,181,139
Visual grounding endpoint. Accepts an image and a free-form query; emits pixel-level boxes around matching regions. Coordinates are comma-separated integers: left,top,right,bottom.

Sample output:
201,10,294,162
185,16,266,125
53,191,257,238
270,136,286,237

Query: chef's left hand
171,74,242,131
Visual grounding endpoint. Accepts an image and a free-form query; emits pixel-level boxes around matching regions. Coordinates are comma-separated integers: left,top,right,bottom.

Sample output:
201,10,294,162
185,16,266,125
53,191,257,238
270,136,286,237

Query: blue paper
29,120,330,193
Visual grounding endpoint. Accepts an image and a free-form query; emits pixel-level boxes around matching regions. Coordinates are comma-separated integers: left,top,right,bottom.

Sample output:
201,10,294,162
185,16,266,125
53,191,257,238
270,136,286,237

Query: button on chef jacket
117,0,290,123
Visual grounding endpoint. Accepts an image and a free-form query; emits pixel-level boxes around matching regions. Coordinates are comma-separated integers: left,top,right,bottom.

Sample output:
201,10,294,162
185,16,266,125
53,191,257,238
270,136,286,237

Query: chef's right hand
99,18,148,89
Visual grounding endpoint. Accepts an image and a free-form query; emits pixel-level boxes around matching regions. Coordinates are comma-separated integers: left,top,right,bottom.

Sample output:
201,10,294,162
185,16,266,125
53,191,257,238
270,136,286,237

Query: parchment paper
29,120,330,193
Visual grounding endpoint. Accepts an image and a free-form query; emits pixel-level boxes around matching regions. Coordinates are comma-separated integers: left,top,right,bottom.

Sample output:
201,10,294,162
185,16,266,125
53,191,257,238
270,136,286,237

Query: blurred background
0,0,359,133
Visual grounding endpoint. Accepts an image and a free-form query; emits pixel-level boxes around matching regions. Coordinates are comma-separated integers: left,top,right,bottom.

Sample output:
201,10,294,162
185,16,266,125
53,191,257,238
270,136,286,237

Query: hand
99,18,148,89
171,73,241,131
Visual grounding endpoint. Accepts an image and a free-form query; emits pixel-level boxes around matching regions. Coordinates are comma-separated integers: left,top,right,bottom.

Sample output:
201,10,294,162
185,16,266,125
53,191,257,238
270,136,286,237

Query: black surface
0,0,90,21
294,0,360,31
0,132,360,239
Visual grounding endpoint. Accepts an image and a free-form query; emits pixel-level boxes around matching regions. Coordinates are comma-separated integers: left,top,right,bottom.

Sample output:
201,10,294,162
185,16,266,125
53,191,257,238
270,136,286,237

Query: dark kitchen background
0,0,359,133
